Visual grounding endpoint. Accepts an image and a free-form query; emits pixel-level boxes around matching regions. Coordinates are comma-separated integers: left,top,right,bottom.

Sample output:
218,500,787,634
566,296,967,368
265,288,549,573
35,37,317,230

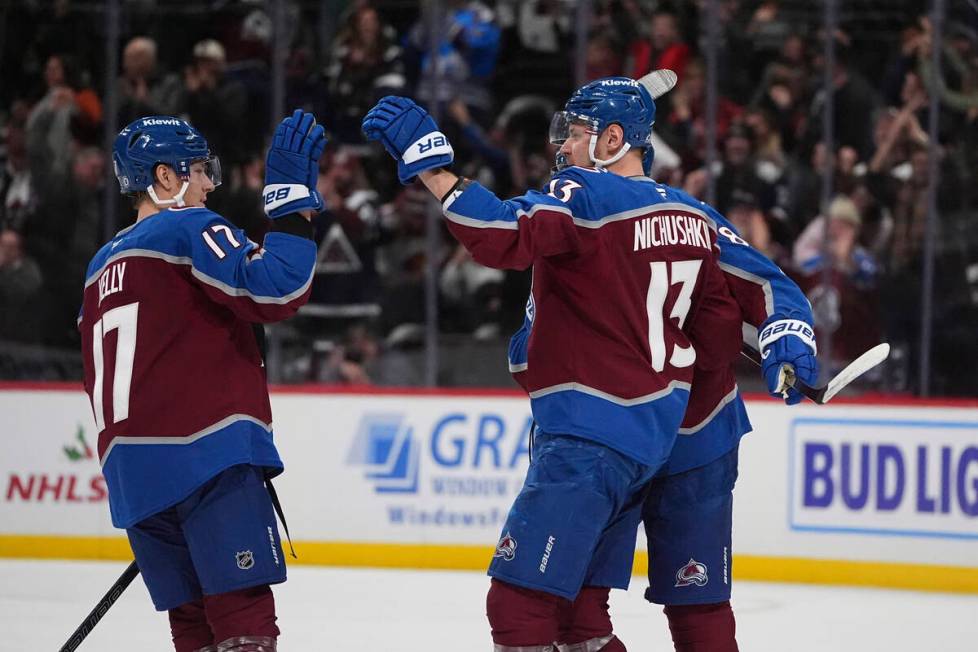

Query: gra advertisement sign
790,417,978,539
338,405,534,536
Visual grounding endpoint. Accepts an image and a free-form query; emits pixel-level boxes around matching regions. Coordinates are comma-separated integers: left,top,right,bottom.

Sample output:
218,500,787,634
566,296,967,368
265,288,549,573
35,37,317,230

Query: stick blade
637,69,678,99
820,343,890,403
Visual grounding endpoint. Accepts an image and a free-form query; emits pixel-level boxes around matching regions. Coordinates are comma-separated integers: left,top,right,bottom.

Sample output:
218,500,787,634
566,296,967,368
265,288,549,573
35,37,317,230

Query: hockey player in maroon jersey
363,73,747,650
536,82,817,651
79,110,325,652
638,229,817,652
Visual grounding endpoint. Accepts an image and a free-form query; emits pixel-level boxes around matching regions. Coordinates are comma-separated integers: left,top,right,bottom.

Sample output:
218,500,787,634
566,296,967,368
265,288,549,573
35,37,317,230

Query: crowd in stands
2,0,978,395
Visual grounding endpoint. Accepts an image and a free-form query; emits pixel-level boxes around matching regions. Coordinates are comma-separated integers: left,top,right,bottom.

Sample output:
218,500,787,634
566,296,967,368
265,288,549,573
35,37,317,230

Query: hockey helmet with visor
550,71,677,174
113,116,222,207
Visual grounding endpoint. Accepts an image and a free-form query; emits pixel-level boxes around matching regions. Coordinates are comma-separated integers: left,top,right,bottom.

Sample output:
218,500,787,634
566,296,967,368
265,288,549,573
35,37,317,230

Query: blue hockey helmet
550,70,677,173
112,116,221,205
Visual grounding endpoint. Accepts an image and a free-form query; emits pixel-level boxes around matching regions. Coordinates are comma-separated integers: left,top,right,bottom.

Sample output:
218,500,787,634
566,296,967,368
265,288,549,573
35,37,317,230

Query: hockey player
491,75,817,652
363,76,747,651
531,76,818,650
639,198,817,652
79,110,326,652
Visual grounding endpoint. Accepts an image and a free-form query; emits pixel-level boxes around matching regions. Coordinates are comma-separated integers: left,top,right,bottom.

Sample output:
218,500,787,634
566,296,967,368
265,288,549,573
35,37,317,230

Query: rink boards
1,383,977,594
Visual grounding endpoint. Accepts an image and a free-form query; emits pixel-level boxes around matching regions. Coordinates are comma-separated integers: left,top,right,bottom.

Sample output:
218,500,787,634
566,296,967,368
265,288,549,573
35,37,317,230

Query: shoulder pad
165,206,231,230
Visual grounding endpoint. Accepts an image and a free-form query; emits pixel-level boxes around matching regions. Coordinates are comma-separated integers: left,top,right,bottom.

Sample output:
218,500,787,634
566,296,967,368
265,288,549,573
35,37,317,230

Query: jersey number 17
90,302,139,431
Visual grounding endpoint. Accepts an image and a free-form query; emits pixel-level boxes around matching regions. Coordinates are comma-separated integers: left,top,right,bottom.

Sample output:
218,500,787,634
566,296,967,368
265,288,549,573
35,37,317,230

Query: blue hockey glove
263,109,327,218
759,318,818,405
361,96,454,184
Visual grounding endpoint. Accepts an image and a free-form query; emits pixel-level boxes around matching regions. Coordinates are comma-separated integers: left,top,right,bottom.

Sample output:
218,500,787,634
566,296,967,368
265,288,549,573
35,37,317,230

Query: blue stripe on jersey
508,326,528,372
85,208,315,303
101,417,283,528
444,180,573,228
662,391,752,475
666,188,812,324
530,385,691,468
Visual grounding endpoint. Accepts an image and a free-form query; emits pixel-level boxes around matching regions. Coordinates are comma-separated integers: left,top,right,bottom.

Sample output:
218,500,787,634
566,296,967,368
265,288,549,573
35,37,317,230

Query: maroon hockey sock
663,601,738,652
558,586,610,643
487,578,565,646
202,585,279,644
169,599,214,652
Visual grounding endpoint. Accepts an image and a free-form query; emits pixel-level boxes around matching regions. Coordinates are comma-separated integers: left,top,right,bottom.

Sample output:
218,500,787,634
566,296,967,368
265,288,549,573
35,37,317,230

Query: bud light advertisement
790,418,978,539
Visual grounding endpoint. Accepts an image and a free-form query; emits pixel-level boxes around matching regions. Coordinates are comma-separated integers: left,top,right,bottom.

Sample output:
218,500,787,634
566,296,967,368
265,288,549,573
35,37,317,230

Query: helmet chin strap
588,134,631,169
146,181,190,208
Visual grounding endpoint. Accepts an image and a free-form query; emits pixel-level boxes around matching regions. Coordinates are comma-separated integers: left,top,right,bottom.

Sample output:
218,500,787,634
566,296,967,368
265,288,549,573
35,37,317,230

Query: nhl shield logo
236,550,255,570
674,558,708,587
494,532,517,561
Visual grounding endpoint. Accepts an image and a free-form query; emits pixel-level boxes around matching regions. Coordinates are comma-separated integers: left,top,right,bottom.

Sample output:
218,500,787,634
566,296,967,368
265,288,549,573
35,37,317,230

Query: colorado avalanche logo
674,558,708,587
494,532,517,561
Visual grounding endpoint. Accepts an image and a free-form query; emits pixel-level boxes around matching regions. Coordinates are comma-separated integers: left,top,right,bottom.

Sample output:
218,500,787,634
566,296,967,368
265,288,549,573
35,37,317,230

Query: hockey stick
59,560,140,652
741,343,890,404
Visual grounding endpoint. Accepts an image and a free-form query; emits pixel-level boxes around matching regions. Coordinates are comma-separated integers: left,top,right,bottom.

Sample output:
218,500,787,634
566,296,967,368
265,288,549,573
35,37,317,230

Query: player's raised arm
187,110,326,322
361,96,580,270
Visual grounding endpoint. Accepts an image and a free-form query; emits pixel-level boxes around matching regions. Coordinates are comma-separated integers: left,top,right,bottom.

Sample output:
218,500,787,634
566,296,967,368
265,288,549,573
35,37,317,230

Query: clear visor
197,155,222,188
182,156,222,188
548,111,599,145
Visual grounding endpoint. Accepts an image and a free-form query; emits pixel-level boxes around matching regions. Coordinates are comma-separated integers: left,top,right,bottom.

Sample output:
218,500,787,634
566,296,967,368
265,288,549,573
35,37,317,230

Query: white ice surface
2,559,977,651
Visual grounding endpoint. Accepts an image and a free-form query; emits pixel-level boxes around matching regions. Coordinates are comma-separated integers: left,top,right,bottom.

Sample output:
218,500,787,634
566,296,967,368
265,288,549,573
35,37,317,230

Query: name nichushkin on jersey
633,213,712,252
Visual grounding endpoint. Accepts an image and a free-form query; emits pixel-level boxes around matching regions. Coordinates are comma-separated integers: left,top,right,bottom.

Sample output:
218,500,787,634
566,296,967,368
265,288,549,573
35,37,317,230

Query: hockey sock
169,599,214,652
487,578,565,647
202,585,279,644
663,601,738,652
557,586,626,651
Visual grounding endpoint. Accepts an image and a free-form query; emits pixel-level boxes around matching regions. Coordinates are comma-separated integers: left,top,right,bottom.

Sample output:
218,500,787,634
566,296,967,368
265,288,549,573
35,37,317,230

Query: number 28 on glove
361,96,454,184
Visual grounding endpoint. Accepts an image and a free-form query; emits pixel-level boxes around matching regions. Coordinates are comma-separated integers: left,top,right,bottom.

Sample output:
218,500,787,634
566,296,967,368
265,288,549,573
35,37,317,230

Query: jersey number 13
647,260,701,372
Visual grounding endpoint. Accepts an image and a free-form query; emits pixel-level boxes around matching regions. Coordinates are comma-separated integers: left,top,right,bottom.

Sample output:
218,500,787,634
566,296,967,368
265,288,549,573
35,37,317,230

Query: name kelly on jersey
633,212,712,253
98,262,127,306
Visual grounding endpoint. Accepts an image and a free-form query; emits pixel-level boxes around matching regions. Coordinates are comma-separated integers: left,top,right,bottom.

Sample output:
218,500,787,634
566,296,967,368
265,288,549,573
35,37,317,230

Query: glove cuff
402,131,454,164
758,319,817,355
263,184,311,216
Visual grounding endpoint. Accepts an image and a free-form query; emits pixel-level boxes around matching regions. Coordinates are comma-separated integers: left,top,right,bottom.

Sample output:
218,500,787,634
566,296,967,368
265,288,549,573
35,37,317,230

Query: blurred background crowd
1,0,977,396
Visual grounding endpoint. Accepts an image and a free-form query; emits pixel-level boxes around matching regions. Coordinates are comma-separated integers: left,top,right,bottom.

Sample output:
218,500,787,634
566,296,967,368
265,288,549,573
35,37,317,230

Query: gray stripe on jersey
85,248,314,305
100,413,272,466
678,385,741,435
444,202,573,230
528,379,691,406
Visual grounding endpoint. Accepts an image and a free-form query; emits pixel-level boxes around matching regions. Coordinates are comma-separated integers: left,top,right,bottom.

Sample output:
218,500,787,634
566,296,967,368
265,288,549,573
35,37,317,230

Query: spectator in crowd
116,36,183,126
793,195,881,370
0,118,36,232
440,242,504,340
585,30,624,81
313,323,381,385
662,57,742,169
0,228,43,343
626,8,691,80
712,121,777,218
744,0,796,83
26,54,88,171
406,1,500,116
323,3,406,143
171,39,249,168
310,145,387,306
724,188,784,264
887,142,931,274
803,45,881,160
492,0,573,102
